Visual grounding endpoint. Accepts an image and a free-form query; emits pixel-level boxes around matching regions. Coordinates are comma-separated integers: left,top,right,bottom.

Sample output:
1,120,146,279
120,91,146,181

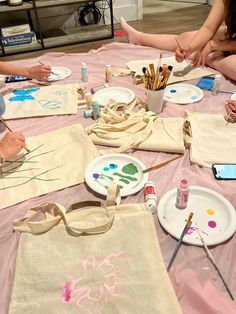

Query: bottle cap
180,179,188,189
106,64,111,68
81,62,86,67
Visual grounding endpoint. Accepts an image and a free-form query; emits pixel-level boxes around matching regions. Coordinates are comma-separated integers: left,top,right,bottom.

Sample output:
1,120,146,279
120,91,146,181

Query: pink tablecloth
0,43,236,314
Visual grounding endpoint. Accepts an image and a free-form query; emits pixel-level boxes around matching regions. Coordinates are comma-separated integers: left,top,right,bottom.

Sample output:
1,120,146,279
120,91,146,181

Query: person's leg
120,16,196,51
207,54,236,81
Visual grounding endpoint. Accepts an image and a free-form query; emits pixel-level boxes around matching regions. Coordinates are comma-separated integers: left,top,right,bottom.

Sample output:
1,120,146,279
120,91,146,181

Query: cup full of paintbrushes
143,63,173,114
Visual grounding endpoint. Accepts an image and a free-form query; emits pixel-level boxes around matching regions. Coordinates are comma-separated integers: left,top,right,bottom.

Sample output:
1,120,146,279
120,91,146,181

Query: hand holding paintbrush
175,38,191,66
0,118,30,154
225,99,236,125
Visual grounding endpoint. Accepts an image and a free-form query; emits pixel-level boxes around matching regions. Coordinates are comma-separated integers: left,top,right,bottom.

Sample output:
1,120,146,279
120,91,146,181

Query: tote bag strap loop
13,184,120,235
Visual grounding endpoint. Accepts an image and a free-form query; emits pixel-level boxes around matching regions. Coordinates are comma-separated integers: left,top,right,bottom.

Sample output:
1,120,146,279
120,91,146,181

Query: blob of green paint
122,163,138,175
103,167,110,171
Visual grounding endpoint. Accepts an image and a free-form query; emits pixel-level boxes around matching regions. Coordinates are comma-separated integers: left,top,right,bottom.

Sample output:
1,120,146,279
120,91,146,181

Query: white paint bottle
175,179,189,209
81,62,88,82
211,74,221,95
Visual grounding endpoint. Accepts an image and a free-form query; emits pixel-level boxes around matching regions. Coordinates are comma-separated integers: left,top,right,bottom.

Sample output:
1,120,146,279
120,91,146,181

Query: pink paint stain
62,282,72,303
208,220,217,228
186,227,208,236
61,250,131,313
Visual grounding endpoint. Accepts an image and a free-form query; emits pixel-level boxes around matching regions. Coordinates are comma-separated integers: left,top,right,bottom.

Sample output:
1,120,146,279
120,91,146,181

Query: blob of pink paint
208,220,217,228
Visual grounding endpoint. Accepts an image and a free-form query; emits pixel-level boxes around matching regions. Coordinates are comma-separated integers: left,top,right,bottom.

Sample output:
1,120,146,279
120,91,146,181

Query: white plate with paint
158,186,236,246
164,83,204,104
48,67,72,81
93,87,135,107
85,153,148,197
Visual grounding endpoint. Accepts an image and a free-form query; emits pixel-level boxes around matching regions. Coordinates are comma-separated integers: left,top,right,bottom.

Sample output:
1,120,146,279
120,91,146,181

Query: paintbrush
197,230,234,300
175,38,190,65
153,53,163,90
0,118,30,153
167,212,194,272
142,155,182,173
39,61,57,76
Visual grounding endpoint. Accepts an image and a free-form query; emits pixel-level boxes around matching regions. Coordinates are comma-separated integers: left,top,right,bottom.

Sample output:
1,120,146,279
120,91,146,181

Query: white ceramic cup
146,88,165,114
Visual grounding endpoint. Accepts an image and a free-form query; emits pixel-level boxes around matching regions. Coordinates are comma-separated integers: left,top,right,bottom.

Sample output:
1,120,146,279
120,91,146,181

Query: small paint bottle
92,101,101,120
105,64,112,83
0,94,6,116
85,91,93,109
211,74,221,96
175,179,189,209
91,83,109,94
83,108,93,118
81,62,88,82
144,181,158,214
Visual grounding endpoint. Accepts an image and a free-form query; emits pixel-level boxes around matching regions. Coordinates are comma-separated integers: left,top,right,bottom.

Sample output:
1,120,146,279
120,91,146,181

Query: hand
225,99,236,123
191,41,214,67
0,132,25,160
28,64,51,81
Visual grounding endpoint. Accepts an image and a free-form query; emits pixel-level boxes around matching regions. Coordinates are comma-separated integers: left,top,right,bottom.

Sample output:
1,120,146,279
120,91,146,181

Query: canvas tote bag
86,99,185,154
184,111,236,167
10,184,182,314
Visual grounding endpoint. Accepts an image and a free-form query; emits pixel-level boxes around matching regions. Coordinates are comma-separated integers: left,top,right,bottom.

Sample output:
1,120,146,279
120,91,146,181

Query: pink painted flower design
61,250,130,313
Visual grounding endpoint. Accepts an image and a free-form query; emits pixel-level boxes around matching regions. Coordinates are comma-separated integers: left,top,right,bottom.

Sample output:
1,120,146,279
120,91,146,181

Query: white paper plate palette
158,186,236,246
164,83,204,104
85,153,148,197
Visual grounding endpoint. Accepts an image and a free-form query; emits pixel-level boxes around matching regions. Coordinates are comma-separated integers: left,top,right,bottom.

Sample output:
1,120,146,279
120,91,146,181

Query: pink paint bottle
175,179,189,209
144,181,159,214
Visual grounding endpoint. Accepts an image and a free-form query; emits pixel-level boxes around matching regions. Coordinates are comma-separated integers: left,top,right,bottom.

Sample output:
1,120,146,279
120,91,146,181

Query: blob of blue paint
170,89,177,93
109,163,118,169
93,173,99,179
191,96,197,99
103,167,109,171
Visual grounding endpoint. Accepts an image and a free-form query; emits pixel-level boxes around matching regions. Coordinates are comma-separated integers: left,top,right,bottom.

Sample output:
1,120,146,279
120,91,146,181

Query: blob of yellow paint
207,208,215,215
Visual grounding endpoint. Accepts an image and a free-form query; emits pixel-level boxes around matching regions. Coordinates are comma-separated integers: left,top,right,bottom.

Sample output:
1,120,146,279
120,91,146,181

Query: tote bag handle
13,184,120,236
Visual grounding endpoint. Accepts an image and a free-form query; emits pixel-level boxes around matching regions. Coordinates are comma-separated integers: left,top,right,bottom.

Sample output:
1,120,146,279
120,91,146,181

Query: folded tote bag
10,185,182,314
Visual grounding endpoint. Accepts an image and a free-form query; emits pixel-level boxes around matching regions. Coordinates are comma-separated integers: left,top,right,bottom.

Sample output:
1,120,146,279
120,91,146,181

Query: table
0,42,236,314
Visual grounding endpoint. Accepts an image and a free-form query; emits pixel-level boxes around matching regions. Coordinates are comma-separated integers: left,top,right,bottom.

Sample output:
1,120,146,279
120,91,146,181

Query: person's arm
0,132,26,161
0,61,51,81
176,0,225,61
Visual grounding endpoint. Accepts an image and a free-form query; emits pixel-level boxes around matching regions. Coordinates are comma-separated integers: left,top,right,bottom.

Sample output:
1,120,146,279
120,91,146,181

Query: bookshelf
0,0,114,55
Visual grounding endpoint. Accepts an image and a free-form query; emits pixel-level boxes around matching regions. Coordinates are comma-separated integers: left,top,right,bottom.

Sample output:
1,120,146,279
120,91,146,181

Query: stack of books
1,24,39,53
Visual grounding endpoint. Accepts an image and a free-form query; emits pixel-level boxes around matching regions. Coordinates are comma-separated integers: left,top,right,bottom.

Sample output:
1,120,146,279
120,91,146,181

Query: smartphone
196,76,215,91
212,164,236,180
5,75,31,83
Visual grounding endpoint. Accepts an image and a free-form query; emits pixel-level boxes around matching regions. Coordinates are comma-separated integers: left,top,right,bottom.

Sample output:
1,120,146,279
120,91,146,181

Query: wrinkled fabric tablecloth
0,43,236,314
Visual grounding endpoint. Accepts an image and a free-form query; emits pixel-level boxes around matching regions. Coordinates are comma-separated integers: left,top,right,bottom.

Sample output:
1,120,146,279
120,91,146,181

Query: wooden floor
1,5,211,61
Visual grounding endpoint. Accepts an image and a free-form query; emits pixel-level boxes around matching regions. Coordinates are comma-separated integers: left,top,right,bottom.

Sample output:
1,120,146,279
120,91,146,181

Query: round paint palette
84,154,148,197
158,186,236,246
92,87,135,107
48,67,72,81
164,83,204,104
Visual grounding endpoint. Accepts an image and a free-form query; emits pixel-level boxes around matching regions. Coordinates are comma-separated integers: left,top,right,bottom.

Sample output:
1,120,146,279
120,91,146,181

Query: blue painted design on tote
9,88,39,102
38,100,62,109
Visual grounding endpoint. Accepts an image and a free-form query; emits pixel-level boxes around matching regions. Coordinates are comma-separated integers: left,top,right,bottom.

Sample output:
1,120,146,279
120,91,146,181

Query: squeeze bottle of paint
144,181,158,214
175,179,189,209
211,74,221,96
0,95,6,116
92,101,101,120
81,62,88,82
91,83,109,94
105,64,112,83
85,92,93,109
